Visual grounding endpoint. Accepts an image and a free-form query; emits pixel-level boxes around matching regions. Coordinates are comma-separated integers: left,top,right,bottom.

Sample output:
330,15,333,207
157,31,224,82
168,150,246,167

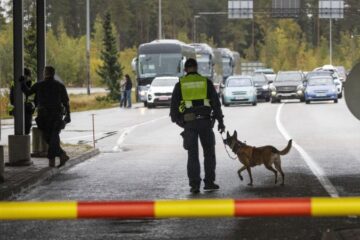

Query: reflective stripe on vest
180,74,210,109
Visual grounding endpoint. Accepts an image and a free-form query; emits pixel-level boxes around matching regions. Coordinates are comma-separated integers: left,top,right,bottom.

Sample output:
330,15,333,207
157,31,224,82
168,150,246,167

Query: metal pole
86,0,91,95
13,0,25,136
36,0,46,82
329,18,332,65
158,0,162,39
329,0,333,65
91,114,95,148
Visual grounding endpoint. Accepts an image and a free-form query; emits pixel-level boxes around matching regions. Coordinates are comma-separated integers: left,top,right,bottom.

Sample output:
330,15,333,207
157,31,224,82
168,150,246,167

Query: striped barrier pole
1,198,360,220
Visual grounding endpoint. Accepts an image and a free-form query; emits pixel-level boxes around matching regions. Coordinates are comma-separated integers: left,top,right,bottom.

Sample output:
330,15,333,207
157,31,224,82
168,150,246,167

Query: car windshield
151,78,178,87
276,72,302,81
252,75,267,84
138,53,182,78
227,78,252,87
308,77,334,86
307,71,331,79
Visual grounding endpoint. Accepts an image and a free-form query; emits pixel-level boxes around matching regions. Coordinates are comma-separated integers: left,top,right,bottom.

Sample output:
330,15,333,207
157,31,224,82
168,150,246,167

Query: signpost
319,0,344,65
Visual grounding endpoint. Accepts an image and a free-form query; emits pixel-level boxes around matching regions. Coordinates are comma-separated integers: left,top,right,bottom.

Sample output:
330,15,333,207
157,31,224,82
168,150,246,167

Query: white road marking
112,116,168,152
276,103,339,197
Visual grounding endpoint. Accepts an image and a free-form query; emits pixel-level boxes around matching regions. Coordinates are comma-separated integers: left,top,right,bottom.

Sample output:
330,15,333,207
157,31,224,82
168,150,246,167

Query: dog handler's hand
218,121,225,134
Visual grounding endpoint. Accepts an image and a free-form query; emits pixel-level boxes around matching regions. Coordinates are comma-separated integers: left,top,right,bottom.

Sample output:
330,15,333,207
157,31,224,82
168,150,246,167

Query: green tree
97,12,123,100
24,5,37,79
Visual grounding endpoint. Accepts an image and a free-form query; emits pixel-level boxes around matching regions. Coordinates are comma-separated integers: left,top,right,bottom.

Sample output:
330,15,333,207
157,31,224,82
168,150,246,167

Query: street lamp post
158,0,162,39
193,15,200,42
86,0,91,95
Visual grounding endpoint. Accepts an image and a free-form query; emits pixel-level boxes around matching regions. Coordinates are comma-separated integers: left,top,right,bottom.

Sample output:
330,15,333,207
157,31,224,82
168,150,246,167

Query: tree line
0,0,359,88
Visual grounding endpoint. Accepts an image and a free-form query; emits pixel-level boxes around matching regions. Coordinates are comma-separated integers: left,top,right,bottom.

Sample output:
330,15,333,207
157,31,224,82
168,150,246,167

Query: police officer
10,68,35,135
170,58,225,194
20,66,71,168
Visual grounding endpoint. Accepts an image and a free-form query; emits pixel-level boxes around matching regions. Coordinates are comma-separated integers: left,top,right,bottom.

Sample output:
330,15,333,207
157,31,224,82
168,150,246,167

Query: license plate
316,94,326,97
159,96,169,101
235,96,245,100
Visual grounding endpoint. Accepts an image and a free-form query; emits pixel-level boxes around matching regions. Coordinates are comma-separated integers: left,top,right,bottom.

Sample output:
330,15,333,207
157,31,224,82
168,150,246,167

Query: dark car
270,71,305,103
252,73,270,102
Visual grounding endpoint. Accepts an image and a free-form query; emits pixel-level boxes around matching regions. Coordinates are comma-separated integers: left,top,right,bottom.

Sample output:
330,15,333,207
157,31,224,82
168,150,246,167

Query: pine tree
96,12,122,100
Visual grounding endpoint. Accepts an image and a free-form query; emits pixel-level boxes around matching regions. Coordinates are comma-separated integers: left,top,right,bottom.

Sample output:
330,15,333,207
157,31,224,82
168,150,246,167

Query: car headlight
262,85,269,90
139,91,146,96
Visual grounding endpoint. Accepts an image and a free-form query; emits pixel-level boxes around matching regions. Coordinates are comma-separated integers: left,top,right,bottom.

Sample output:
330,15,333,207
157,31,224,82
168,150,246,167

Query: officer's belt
184,113,211,122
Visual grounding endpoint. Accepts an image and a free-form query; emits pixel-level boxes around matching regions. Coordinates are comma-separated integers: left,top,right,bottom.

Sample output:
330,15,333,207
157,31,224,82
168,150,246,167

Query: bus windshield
222,57,232,76
197,54,212,77
138,53,182,78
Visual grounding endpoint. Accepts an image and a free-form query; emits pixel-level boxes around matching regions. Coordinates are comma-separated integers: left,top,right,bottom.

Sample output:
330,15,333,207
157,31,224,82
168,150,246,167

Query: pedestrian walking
10,68,35,135
20,66,71,168
170,58,226,194
119,78,126,108
125,74,132,108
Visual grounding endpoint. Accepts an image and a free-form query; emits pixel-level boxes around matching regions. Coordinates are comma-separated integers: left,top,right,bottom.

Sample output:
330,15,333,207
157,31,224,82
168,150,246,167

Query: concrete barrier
0,197,360,220
31,127,48,158
6,135,32,166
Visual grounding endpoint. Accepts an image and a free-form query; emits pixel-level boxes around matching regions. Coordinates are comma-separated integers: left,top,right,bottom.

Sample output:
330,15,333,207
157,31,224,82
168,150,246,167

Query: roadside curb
0,148,100,200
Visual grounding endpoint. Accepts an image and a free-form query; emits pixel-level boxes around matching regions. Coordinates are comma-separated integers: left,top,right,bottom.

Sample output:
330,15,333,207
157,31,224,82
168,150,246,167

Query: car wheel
144,101,148,107
338,93,343,99
306,100,310,104
223,102,230,107
147,103,154,109
252,101,257,106
300,97,305,103
265,97,270,102
271,98,277,104
334,99,338,103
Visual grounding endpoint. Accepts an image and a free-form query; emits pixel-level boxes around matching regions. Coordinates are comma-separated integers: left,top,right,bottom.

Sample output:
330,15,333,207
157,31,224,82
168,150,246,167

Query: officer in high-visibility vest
170,58,225,194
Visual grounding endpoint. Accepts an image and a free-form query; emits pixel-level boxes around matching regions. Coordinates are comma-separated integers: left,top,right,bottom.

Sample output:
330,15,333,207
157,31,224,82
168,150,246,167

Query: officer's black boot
190,185,200,194
204,182,220,191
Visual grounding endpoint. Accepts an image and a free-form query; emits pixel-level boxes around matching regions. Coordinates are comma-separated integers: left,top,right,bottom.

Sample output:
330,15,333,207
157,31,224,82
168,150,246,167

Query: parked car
304,76,338,104
254,68,276,81
222,75,257,106
307,70,343,98
335,66,347,83
146,76,178,108
270,71,305,103
252,73,270,102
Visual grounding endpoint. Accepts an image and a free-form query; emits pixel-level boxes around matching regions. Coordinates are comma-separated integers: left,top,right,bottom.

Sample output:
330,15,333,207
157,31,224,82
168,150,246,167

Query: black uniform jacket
21,77,70,114
170,72,223,128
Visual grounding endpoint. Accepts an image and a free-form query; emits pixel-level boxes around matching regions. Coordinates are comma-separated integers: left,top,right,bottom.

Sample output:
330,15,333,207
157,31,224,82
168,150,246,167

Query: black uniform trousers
36,108,65,159
183,119,216,188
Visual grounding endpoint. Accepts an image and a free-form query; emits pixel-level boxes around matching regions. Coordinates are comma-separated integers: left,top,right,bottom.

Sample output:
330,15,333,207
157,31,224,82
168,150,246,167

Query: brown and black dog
223,130,292,186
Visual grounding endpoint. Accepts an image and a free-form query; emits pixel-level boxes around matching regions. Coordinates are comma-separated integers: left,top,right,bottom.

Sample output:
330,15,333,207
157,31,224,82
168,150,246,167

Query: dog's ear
226,131,230,138
234,130,237,139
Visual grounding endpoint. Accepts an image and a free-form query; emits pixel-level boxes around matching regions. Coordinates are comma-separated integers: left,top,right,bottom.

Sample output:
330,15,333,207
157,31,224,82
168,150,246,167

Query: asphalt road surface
1,98,360,240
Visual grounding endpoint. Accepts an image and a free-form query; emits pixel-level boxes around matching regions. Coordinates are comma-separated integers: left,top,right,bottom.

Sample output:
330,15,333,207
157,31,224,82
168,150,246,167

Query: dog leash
220,133,238,160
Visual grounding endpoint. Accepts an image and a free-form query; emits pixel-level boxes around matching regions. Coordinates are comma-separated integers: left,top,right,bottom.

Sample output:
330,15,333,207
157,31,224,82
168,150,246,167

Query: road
1,98,360,239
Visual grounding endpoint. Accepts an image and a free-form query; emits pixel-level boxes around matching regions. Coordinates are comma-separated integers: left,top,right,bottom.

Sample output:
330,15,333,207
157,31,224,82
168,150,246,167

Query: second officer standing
170,58,225,194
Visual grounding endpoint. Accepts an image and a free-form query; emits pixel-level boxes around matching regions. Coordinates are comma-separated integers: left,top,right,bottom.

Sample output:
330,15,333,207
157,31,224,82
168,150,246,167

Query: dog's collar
230,140,241,154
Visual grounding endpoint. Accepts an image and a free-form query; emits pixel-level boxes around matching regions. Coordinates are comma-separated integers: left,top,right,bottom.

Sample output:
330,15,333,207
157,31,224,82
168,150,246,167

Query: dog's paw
247,183,253,186
238,175,243,181
280,183,285,186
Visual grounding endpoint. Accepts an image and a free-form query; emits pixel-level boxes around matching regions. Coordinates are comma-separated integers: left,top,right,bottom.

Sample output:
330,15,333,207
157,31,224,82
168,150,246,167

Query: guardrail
1,198,360,220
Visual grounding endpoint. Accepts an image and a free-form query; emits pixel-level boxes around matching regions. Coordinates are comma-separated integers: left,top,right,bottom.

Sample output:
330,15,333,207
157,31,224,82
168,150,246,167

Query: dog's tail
279,139,292,155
